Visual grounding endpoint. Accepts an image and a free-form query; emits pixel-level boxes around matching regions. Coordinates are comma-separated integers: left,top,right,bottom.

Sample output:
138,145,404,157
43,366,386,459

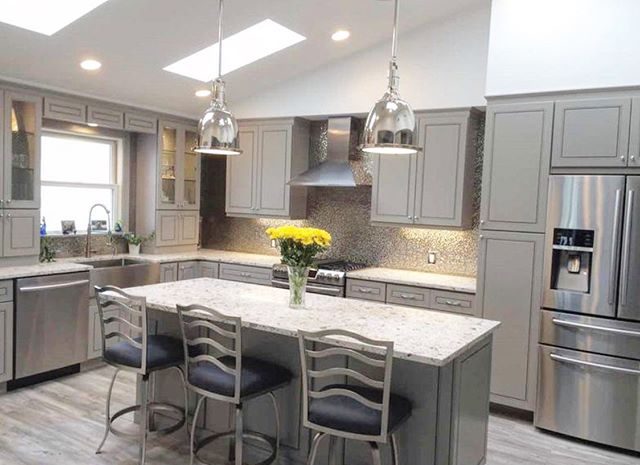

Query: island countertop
125,278,499,366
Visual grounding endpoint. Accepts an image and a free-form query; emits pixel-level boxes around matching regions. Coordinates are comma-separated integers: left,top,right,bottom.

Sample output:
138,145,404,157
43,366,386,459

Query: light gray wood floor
0,366,639,465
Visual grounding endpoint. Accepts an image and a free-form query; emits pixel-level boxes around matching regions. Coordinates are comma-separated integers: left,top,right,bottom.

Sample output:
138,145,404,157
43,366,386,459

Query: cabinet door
476,230,544,410
200,262,219,278
552,98,631,168
160,263,178,282
182,128,200,210
0,301,13,383
124,112,157,134
43,97,85,124
480,102,553,233
157,122,181,210
178,211,199,245
87,106,124,130
256,124,291,217
226,126,258,215
370,153,417,224
3,209,39,257
5,92,41,209
155,211,179,247
415,114,473,228
629,98,640,168
178,261,199,280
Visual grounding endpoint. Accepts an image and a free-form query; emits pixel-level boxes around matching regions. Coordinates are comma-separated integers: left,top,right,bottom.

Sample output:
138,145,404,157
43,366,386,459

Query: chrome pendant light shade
361,0,421,155
195,0,242,156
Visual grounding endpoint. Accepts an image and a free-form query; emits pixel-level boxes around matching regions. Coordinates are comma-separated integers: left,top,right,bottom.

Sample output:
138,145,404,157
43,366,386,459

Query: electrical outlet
427,251,437,264
271,239,277,248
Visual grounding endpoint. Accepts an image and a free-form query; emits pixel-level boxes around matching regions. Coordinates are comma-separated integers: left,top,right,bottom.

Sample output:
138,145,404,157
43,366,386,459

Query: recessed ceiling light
0,0,110,36
87,123,99,127
331,30,351,42
195,89,212,98
164,19,306,82
80,59,102,71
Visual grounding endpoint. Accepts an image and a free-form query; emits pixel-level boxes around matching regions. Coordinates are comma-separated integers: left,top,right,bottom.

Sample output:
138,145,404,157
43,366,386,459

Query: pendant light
361,0,421,155
195,0,242,155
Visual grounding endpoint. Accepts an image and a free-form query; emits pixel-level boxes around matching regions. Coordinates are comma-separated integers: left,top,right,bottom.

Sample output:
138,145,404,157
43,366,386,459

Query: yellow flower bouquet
266,226,332,308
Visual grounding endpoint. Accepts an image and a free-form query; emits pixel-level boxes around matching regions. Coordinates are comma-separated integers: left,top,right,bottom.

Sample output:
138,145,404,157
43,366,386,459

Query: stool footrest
109,402,185,438
195,429,277,465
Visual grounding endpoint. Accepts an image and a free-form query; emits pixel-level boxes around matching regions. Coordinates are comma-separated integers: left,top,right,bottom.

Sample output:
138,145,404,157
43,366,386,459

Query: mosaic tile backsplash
45,234,127,259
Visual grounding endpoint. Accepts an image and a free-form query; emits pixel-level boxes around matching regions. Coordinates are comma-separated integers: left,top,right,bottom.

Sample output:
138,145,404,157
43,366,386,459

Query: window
41,133,118,234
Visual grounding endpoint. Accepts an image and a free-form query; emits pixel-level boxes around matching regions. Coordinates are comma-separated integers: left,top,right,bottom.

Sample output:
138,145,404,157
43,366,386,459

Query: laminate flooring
0,366,638,465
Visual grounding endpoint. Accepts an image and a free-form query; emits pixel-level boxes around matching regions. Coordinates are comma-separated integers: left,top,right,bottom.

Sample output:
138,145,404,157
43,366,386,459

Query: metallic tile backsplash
45,234,127,258
202,119,484,277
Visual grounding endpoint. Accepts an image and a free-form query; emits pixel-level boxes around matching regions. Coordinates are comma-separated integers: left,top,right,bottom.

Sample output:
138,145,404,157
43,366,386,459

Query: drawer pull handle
355,287,375,294
443,299,463,307
552,318,640,337
240,272,251,278
398,293,419,300
549,353,640,375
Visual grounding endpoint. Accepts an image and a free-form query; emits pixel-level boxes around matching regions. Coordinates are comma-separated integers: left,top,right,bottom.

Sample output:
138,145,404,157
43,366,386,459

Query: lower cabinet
219,263,272,286
199,261,219,279
87,298,122,360
160,263,178,282
0,301,13,383
476,230,544,411
178,261,199,280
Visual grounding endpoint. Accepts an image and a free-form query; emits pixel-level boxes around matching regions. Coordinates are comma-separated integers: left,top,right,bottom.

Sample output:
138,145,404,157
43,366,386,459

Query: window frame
40,130,121,234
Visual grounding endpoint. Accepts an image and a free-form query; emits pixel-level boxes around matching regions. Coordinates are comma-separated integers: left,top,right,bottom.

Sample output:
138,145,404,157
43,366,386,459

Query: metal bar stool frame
177,304,286,465
299,329,401,465
94,285,189,465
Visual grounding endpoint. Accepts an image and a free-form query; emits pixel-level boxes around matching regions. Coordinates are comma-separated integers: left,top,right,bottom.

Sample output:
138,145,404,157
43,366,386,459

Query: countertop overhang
124,278,499,367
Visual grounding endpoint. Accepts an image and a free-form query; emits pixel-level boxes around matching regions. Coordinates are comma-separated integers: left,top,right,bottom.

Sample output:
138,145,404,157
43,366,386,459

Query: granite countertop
346,267,477,294
0,261,93,280
124,278,499,366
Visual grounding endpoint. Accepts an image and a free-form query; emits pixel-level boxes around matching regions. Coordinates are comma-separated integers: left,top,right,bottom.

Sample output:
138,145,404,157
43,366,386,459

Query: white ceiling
0,0,483,119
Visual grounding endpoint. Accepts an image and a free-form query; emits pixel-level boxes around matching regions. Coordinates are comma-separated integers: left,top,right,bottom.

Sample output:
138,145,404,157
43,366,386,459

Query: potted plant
266,226,331,309
124,232,154,256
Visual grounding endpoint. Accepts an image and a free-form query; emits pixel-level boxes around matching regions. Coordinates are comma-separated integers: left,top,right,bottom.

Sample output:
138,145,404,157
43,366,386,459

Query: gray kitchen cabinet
200,261,219,279
476,230,544,411
480,102,553,233
88,299,121,360
155,211,179,247
43,97,86,124
414,111,478,228
430,290,477,316
124,112,157,134
551,97,631,168
629,97,640,167
178,211,198,246
226,119,309,219
386,283,431,308
178,261,199,280
2,209,39,257
371,109,479,228
160,263,178,283
0,301,13,383
219,263,272,286
346,279,386,302
87,105,124,130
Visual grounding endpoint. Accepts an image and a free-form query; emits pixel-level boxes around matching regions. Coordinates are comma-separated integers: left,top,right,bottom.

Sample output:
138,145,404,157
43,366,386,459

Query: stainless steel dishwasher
15,272,90,379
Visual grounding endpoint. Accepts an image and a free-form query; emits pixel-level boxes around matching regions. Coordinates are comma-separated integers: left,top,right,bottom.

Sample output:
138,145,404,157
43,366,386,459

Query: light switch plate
427,251,438,264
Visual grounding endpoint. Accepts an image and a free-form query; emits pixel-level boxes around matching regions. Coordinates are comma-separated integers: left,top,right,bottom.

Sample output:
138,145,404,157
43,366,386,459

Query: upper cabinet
3,92,42,210
480,102,553,233
226,118,309,219
371,109,480,228
551,97,631,168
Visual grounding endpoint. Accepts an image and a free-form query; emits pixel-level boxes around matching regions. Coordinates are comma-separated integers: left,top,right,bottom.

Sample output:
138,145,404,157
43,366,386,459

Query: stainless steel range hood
289,117,366,187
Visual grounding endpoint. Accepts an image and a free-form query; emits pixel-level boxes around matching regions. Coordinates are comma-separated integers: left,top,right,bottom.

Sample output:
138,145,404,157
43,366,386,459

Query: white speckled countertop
124,278,498,366
347,267,477,294
0,261,93,280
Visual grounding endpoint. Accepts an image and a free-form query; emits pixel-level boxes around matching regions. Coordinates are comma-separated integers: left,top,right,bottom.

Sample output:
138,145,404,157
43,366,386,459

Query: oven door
271,279,344,297
536,344,640,452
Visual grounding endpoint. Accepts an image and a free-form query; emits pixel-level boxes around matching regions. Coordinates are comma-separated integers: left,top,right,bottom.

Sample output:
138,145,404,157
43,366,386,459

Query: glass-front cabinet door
4,92,41,209
182,129,199,210
158,123,179,209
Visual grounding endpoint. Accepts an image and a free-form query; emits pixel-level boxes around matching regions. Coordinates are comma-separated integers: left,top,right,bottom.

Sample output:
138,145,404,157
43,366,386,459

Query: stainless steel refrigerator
537,175,640,451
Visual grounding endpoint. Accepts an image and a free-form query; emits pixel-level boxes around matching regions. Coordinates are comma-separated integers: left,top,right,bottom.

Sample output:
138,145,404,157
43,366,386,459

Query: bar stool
94,286,189,465
176,304,292,465
298,329,412,465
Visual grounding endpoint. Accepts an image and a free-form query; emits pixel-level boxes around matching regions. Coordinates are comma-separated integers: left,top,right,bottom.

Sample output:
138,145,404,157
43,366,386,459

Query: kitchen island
125,278,499,465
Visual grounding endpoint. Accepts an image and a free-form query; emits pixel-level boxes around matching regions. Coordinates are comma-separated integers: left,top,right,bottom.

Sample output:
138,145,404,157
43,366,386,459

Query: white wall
231,2,490,119
486,0,640,96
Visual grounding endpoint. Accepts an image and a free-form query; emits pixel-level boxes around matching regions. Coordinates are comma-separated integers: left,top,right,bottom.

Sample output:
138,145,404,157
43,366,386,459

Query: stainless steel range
272,259,366,297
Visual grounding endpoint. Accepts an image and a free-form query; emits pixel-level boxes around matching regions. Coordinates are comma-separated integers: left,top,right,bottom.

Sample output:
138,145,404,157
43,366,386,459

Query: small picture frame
91,220,108,232
61,220,76,235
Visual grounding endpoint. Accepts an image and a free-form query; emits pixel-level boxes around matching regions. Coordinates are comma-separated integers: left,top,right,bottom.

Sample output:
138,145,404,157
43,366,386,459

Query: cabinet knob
480,220,485,224
6,213,11,218
621,156,626,161
632,155,637,162
479,234,484,239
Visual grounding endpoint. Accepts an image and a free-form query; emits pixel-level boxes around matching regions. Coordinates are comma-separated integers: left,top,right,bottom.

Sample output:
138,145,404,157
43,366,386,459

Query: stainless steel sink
78,258,161,296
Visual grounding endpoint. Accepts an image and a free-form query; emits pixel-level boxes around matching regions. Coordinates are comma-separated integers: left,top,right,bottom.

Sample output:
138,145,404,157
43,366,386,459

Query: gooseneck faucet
85,203,111,258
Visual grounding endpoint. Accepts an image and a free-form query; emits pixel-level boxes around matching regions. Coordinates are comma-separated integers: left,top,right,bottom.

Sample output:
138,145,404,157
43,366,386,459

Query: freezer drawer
536,345,640,452
540,310,640,359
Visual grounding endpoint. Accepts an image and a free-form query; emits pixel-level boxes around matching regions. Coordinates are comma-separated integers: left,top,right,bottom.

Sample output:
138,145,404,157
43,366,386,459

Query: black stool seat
189,356,292,399
309,384,412,436
104,335,184,371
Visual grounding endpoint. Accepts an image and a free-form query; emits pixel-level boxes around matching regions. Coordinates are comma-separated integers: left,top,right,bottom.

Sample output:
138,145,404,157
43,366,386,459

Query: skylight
0,0,110,36
164,19,306,82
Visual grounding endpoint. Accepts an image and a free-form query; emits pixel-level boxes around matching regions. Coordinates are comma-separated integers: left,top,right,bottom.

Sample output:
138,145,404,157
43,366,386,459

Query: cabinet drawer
386,284,430,308
43,97,86,123
430,290,476,315
200,262,219,279
87,105,124,130
0,281,13,303
125,112,157,134
346,279,386,302
219,263,271,286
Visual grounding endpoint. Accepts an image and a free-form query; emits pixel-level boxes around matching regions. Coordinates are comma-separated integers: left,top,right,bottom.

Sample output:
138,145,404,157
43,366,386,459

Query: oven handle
19,279,89,293
552,318,640,337
271,280,343,297
609,188,623,305
549,353,640,375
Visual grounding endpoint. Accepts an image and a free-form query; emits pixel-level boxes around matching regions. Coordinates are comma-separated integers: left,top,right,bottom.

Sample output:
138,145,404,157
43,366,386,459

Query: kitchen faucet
85,203,111,258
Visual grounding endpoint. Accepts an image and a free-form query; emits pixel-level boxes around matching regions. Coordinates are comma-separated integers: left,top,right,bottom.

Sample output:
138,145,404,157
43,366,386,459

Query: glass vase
288,265,309,309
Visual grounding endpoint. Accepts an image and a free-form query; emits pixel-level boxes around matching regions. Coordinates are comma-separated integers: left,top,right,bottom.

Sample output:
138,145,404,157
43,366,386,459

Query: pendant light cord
391,0,399,62
217,0,224,80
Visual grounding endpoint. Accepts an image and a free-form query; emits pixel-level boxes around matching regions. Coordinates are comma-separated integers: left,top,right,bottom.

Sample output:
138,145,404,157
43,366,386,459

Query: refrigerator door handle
621,189,635,306
609,189,623,305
